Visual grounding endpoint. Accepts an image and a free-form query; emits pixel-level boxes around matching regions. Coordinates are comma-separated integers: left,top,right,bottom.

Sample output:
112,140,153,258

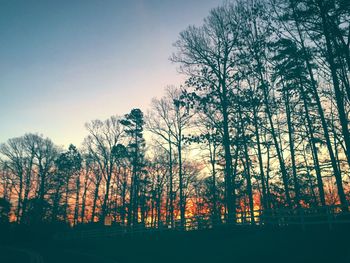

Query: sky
0,0,222,148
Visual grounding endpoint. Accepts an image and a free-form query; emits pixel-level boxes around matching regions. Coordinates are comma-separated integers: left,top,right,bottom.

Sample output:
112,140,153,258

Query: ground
1,225,349,263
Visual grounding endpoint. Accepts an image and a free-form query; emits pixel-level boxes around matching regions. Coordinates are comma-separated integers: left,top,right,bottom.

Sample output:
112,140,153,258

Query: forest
1,0,350,232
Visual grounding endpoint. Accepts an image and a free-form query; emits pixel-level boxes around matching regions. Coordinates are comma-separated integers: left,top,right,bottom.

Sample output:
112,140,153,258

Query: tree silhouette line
0,0,350,229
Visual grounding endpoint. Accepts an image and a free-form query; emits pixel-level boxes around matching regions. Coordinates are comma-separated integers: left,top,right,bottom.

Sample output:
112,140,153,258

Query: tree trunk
80,169,89,224
298,82,326,206
312,0,349,211
238,107,255,224
91,178,101,223
73,176,80,226
291,0,344,209
221,82,236,223
168,132,174,228
283,88,301,207
178,134,185,229
262,84,292,207
253,105,268,211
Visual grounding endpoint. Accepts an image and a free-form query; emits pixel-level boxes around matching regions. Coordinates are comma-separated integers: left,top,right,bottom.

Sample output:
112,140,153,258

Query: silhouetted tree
121,109,146,226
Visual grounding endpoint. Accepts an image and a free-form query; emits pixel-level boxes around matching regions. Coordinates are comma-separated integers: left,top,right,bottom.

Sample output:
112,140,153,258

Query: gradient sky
0,0,222,148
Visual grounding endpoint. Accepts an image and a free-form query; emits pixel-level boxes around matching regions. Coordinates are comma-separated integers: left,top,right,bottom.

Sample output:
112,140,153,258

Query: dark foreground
1,224,349,263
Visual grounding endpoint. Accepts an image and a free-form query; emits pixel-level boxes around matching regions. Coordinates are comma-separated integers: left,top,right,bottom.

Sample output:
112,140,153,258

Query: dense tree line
0,0,349,228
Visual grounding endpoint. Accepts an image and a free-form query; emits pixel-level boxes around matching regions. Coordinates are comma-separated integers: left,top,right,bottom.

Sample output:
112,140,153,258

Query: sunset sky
0,0,221,147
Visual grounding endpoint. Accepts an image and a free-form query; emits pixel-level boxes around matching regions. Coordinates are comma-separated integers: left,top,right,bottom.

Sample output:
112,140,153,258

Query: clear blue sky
0,0,222,147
